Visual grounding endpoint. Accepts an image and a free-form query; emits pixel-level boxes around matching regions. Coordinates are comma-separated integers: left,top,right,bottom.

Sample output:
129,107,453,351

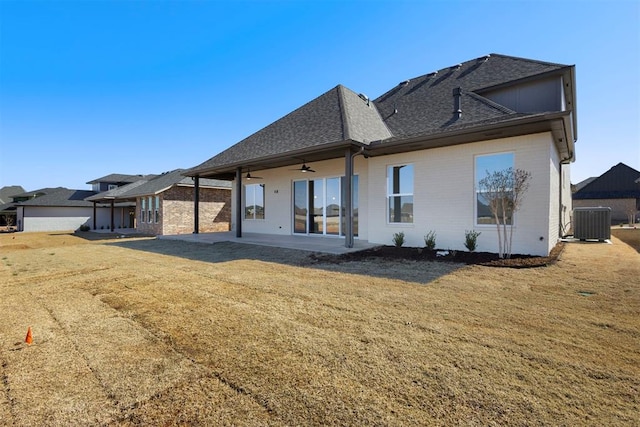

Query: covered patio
159,232,379,255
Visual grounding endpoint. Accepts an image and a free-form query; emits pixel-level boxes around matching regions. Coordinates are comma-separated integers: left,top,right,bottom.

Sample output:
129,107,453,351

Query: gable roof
86,169,231,202
0,186,26,204
186,53,576,179
16,188,98,207
573,163,640,199
187,85,391,177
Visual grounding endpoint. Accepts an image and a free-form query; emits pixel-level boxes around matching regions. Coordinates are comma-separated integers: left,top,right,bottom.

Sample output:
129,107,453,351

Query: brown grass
1,232,638,426
612,227,640,252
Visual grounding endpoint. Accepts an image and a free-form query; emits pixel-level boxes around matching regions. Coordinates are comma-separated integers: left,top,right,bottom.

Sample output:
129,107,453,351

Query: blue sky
1,0,638,191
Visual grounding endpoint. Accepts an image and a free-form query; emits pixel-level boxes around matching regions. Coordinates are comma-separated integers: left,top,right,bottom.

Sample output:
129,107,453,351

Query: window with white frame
475,152,515,225
387,164,414,223
141,198,146,223
147,196,153,223
244,184,265,220
154,196,160,223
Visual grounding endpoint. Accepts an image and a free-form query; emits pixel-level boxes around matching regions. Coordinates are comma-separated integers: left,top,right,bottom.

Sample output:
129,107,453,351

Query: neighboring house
14,188,117,232
87,173,152,192
573,163,640,224
572,176,597,193
0,185,25,227
185,53,577,256
87,169,231,235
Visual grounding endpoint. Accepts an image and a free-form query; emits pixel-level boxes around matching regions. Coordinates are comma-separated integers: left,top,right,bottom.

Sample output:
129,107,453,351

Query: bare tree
478,167,531,258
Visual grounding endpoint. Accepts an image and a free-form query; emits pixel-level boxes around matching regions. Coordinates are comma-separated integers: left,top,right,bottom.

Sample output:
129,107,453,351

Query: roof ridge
336,85,351,140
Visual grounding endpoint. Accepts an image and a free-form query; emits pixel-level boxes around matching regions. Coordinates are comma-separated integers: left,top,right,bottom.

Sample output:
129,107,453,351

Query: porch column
93,202,97,230
110,200,115,232
193,176,200,234
236,167,242,238
344,148,354,248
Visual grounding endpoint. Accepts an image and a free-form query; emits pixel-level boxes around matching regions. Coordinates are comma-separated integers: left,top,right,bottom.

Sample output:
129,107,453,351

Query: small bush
464,230,481,252
79,225,90,232
424,231,436,250
392,231,405,248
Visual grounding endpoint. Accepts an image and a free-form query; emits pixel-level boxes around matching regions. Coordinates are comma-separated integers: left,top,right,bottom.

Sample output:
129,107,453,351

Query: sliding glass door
293,176,358,237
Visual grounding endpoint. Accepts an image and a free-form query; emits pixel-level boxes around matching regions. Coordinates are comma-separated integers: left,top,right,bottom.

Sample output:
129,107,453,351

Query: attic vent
428,71,438,77
452,64,462,70
399,80,410,86
358,93,370,106
481,54,490,62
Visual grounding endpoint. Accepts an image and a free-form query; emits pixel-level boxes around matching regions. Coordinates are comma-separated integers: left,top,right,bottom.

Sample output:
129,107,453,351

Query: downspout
559,154,573,238
235,167,243,238
345,146,366,248
193,176,200,234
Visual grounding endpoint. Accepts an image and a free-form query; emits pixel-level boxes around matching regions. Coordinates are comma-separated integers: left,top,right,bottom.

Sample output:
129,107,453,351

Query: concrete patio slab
158,232,380,255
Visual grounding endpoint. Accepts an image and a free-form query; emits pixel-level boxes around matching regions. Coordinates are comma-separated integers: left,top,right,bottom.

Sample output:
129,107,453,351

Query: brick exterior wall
573,198,639,224
136,186,231,235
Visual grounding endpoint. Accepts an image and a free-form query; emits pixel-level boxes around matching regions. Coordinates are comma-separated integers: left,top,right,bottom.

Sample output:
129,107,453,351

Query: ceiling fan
290,162,316,173
244,169,263,180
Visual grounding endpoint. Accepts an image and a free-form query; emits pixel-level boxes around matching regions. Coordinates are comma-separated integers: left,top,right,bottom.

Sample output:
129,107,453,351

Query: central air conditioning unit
573,207,611,241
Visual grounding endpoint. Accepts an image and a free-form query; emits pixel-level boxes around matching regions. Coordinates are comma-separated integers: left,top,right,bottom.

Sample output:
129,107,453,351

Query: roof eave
185,139,367,179
368,112,574,159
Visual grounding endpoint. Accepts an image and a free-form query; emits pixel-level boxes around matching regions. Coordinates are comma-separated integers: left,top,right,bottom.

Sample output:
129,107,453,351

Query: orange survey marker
25,326,33,345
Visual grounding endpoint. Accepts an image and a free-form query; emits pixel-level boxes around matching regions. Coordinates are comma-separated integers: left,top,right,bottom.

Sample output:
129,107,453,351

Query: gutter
184,139,369,178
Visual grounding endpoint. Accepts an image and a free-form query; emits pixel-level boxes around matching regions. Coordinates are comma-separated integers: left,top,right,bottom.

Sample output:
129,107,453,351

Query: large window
141,198,146,223
475,152,514,225
245,184,265,220
387,164,413,223
154,196,160,223
147,196,153,223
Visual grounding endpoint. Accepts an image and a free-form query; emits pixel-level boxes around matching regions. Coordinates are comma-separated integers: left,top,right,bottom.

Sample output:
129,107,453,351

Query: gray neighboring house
0,185,26,227
185,53,577,256
87,169,231,235
573,163,640,224
14,188,113,232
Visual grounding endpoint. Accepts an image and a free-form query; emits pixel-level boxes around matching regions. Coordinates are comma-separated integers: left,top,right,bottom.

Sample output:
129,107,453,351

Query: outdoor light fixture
291,162,316,173
245,169,262,180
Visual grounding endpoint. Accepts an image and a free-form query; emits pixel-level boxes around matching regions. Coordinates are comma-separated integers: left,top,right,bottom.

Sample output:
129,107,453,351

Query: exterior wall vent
573,207,611,241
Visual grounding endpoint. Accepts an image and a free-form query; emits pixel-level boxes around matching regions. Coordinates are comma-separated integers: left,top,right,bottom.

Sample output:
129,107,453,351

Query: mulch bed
312,242,564,268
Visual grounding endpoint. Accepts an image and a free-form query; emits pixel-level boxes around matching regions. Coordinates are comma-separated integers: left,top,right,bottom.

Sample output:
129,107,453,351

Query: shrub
79,225,90,232
464,230,481,252
424,231,436,250
392,231,405,248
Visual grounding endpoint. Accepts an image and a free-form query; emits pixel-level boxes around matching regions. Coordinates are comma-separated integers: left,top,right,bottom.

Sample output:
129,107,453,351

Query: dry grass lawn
0,231,638,426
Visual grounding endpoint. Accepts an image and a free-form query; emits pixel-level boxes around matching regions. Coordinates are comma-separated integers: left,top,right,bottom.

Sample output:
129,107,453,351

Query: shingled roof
186,53,576,179
573,163,640,199
188,85,391,176
0,186,25,204
16,188,98,207
86,174,148,185
119,169,231,198
86,169,231,202
375,54,570,139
